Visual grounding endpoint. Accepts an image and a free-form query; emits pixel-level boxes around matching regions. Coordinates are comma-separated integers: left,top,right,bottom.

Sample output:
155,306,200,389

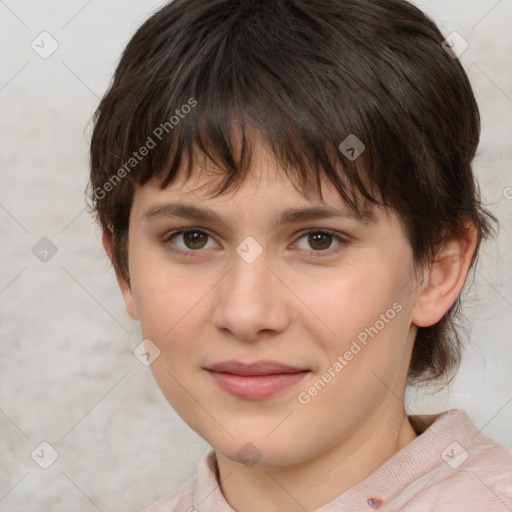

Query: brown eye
164,229,217,255
293,229,348,257
182,230,209,249
307,232,333,251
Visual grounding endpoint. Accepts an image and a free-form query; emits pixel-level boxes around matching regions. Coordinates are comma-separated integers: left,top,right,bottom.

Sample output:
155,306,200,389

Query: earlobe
102,230,140,321
411,224,478,328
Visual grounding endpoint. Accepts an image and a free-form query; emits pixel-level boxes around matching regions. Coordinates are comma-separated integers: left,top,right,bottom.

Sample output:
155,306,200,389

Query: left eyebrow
141,202,375,228
275,205,375,225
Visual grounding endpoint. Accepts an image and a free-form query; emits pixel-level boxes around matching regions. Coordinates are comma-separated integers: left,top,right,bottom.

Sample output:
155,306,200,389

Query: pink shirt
142,409,512,511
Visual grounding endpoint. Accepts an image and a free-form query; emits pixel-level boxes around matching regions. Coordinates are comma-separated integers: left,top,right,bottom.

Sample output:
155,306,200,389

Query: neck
216,404,418,512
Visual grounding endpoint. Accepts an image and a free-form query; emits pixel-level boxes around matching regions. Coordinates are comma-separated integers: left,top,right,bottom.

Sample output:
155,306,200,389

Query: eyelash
161,228,349,258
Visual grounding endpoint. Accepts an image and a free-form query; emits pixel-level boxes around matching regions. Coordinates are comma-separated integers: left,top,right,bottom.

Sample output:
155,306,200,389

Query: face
121,142,424,467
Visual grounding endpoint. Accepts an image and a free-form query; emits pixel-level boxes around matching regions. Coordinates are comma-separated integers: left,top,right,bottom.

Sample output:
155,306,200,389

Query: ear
411,223,478,327
102,230,139,321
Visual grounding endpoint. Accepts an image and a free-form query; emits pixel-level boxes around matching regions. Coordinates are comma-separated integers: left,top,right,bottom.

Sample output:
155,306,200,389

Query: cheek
128,239,182,332
302,264,401,343
128,260,211,414
132,275,199,340
129,255,214,358
305,264,413,386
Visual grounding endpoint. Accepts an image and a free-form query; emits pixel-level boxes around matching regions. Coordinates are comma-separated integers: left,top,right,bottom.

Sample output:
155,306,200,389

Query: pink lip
204,360,310,399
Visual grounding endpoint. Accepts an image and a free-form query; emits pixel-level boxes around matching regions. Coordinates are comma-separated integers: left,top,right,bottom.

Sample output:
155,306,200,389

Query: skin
104,140,477,512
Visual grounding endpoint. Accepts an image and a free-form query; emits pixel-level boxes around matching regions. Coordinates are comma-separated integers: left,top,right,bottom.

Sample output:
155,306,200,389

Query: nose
212,248,291,343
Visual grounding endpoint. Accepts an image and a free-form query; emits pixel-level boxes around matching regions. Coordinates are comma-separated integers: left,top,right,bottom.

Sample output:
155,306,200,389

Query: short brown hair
88,0,496,386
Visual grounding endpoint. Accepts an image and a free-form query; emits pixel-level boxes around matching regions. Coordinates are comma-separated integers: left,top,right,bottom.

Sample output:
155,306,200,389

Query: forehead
132,142,376,226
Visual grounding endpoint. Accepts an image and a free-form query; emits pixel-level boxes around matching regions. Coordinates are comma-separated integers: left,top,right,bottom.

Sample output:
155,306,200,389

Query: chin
207,429,311,469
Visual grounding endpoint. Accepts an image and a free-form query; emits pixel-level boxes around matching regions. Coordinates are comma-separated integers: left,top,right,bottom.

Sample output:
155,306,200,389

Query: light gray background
1,1,511,511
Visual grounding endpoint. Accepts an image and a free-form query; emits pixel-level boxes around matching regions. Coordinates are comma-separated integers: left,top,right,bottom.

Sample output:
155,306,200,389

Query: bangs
150,97,378,213
91,0,486,270
97,0,403,216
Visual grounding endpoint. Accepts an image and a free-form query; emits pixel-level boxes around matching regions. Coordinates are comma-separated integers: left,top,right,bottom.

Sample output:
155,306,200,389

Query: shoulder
412,444,512,511
401,409,512,510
